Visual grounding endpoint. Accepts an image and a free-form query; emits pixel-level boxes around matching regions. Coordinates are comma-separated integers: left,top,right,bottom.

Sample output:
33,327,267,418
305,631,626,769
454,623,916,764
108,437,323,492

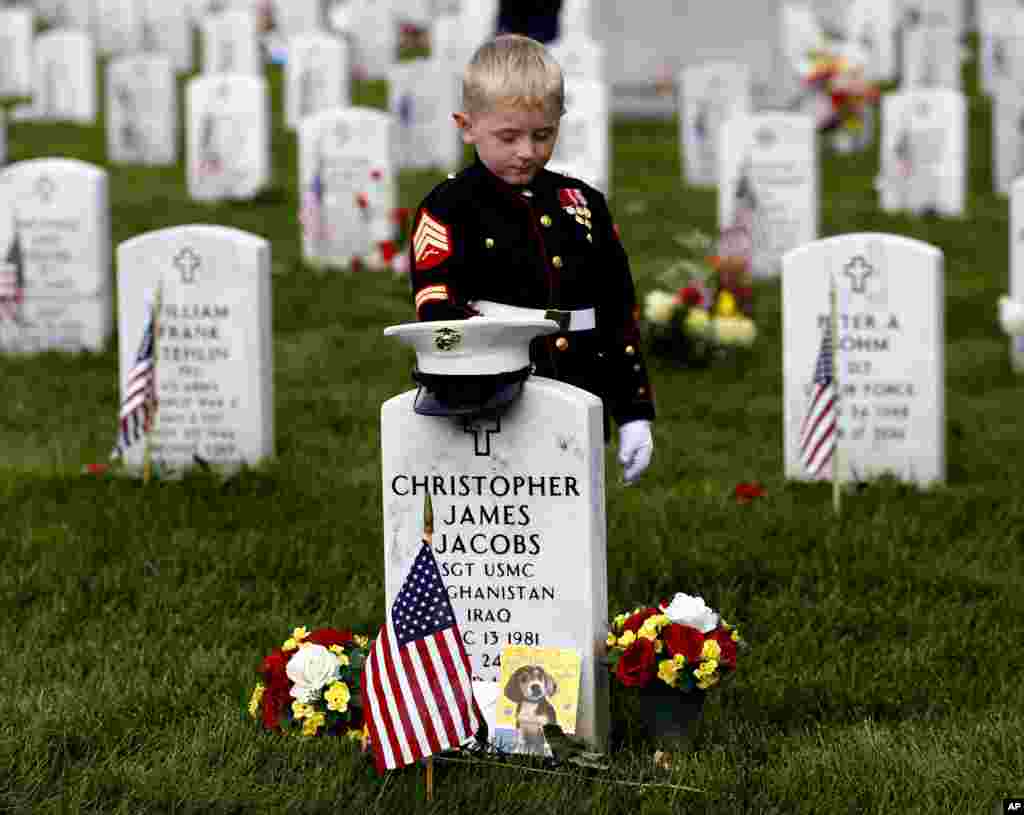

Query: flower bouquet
641,230,757,366
249,626,372,742
800,41,880,153
606,593,747,749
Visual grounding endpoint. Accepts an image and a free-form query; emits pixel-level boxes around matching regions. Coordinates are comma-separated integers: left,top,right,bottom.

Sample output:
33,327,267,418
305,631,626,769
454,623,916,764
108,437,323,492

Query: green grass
2,42,1024,815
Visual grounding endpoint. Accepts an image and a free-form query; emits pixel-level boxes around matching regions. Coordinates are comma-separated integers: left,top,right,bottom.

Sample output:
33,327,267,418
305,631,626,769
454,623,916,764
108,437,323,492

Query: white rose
660,593,719,633
644,290,677,326
999,296,1024,336
286,644,341,703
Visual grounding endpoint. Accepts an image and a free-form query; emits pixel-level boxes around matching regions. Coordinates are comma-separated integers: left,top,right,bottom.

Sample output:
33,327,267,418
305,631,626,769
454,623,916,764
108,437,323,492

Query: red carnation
734,481,766,503
378,240,398,263
621,607,659,634
306,628,353,648
709,627,738,668
661,623,705,663
356,193,369,210
370,169,382,180
678,285,704,307
615,638,657,687
259,649,289,681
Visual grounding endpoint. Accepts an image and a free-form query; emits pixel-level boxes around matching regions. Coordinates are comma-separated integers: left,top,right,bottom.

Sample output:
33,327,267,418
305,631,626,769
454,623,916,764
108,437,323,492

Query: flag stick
830,275,841,517
423,490,435,802
142,284,162,485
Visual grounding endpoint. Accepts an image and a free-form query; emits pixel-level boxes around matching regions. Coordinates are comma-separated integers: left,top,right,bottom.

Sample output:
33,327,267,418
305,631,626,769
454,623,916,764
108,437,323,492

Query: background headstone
783,232,945,487
140,0,195,74
187,74,271,202
346,0,396,79
780,2,824,104
1010,177,1024,369
285,32,349,132
679,61,751,188
719,112,818,278
560,0,593,37
901,23,961,89
13,29,97,124
272,0,322,39
877,88,966,216
106,54,178,166
202,7,263,75
845,0,897,81
95,0,144,56
0,158,112,352
298,106,396,268
546,77,610,196
992,72,1024,196
0,7,34,99
381,363,609,750
549,31,605,83
389,59,460,173
116,224,274,476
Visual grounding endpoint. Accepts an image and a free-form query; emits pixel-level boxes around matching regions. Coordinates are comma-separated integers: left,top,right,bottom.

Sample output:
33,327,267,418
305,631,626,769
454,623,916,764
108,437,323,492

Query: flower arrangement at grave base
799,43,880,151
641,229,756,366
248,625,372,743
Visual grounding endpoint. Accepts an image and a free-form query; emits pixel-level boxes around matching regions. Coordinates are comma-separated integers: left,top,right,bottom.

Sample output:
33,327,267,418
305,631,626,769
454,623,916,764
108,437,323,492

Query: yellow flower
653,639,663,653
248,683,265,718
697,674,720,690
325,681,351,713
292,626,309,642
613,613,629,630
353,635,369,649
701,640,722,661
731,630,741,642
673,654,687,668
606,632,618,647
331,647,350,667
302,712,326,736
282,638,298,651
292,701,314,720
617,630,636,648
638,625,658,641
716,290,737,317
657,659,678,686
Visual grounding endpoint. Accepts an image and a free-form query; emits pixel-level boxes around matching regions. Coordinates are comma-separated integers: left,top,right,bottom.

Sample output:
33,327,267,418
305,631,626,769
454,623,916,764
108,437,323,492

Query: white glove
618,420,653,485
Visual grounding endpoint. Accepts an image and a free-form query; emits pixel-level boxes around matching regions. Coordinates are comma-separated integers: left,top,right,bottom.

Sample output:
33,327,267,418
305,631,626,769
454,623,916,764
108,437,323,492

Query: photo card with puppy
494,647,582,757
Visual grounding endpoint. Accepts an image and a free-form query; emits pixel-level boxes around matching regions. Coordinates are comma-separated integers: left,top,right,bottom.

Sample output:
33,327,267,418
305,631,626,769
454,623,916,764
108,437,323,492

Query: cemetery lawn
2,55,1023,815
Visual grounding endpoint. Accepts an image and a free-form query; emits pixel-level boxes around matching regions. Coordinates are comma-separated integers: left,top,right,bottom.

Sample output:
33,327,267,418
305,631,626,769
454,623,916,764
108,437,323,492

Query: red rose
621,607,659,634
661,623,705,663
306,628,354,648
259,649,289,681
678,286,704,307
615,638,657,687
734,481,766,503
709,627,738,668
378,240,398,263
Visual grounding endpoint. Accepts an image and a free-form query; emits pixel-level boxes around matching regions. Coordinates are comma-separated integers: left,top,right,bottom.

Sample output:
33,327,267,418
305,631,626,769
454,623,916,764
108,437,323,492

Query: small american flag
197,114,221,177
362,532,481,774
0,230,25,323
299,162,328,242
799,323,837,478
112,299,157,457
732,164,758,232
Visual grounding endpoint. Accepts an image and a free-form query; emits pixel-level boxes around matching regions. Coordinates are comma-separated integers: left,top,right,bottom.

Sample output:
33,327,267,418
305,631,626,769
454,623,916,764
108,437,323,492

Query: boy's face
453,102,560,186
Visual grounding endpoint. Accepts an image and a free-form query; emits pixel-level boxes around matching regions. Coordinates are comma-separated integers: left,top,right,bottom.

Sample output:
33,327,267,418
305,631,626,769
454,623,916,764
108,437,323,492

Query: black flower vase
637,684,706,751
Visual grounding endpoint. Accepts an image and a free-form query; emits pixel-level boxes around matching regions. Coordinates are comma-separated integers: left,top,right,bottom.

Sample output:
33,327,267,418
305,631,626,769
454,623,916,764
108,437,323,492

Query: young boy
408,34,654,484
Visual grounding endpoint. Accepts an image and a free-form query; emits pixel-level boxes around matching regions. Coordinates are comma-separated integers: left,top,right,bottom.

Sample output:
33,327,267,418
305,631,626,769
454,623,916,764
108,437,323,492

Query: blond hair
461,34,565,118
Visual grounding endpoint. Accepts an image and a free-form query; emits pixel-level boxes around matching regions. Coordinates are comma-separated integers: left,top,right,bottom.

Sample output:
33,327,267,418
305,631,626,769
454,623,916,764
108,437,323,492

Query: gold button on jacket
555,336,569,351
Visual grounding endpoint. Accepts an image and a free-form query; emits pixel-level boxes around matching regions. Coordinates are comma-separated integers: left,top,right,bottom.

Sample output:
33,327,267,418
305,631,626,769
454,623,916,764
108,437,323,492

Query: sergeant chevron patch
413,210,452,270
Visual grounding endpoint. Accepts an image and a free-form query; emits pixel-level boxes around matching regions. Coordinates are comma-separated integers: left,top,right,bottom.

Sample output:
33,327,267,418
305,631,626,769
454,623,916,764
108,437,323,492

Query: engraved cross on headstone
843,255,875,294
463,414,500,456
174,247,201,284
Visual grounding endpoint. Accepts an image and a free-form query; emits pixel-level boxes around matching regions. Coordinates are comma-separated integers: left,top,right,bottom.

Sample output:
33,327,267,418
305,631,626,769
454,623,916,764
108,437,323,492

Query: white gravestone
430,13,472,74
202,7,262,76
381,320,609,750
140,0,195,74
679,61,751,189
106,54,178,166
902,0,963,33
347,0,396,79
389,59,460,173
0,8,34,99
719,113,818,279
901,23,961,89
846,0,896,81
273,0,322,39
0,158,112,352
13,29,97,124
285,33,350,132
780,2,824,103
298,107,396,269
783,233,945,487
877,89,966,216
0,110,5,166
546,78,610,197
1009,178,1024,369
39,0,93,30
459,0,498,54
95,0,144,55
992,73,1024,196
116,225,274,476
187,74,271,202
549,32,605,83
560,0,593,37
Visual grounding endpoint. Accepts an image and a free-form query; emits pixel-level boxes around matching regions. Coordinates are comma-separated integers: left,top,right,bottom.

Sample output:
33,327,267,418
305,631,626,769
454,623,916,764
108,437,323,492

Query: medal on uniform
558,188,592,236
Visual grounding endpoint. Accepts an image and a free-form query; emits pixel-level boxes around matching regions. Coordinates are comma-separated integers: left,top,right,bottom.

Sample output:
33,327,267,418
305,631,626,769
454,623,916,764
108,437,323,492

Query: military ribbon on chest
558,188,593,237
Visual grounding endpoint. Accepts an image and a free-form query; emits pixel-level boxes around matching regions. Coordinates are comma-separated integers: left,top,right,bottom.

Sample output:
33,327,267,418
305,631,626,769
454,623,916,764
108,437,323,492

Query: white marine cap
384,317,558,416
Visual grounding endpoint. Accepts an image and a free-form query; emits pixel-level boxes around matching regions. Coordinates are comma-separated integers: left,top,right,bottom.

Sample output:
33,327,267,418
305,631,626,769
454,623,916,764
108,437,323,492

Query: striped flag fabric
299,160,327,242
0,232,25,323
362,540,481,774
799,323,837,478
112,300,157,457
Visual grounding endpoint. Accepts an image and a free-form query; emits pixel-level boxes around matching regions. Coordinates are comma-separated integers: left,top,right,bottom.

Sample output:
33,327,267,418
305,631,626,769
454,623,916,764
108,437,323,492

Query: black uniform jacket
408,157,655,436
